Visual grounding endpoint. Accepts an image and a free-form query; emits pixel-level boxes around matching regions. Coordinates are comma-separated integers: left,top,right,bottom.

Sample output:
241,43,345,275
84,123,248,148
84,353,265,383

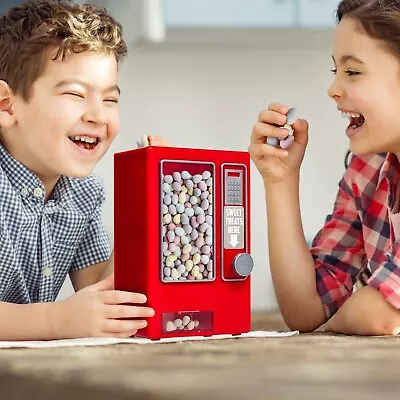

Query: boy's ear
0,80,16,128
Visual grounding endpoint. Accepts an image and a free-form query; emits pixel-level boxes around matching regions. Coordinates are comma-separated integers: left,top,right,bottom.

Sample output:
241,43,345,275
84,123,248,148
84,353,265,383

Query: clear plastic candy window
161,161,215,283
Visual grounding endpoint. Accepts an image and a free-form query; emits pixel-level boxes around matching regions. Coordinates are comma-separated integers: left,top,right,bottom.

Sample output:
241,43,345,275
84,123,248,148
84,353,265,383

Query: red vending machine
114,146,254,339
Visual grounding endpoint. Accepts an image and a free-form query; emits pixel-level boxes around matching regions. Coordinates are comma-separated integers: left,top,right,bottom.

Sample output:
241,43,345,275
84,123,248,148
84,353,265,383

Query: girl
249,0,400,336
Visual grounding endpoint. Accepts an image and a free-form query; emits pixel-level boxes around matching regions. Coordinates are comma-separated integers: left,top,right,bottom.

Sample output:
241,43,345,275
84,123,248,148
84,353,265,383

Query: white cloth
0,330,298,349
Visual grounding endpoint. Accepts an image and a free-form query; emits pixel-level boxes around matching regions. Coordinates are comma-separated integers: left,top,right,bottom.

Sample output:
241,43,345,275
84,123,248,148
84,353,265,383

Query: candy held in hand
136,135,150,148
266,137,279,147
266,107,298,149
280,135,294,149
286,107,298,125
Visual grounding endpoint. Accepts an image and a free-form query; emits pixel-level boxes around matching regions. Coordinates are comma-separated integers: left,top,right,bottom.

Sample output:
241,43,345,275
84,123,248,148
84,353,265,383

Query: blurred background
1,0,349,311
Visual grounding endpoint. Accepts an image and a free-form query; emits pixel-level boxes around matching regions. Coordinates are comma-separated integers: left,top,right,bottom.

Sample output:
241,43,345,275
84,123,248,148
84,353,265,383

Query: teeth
70,135,97,144
341,111,361,119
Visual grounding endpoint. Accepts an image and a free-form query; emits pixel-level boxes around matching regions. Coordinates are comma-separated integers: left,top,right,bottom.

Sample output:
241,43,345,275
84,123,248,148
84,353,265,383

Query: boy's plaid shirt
0,143,111,304
312,151,400,319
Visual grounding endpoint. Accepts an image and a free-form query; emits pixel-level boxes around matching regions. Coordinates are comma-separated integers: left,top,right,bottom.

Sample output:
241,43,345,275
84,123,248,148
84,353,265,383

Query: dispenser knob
232,253,254,277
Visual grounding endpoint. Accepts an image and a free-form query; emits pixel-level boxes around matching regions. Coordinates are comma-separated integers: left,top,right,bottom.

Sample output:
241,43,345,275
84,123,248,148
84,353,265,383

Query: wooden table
1,312,400,400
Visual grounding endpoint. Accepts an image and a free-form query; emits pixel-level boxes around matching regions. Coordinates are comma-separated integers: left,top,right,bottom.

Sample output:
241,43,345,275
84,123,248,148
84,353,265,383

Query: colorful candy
165,315,200,332
266,107,298,149
162,169,214,281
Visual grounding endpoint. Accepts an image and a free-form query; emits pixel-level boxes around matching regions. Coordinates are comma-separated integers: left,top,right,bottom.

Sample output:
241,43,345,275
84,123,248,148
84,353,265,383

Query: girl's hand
248,102,309,185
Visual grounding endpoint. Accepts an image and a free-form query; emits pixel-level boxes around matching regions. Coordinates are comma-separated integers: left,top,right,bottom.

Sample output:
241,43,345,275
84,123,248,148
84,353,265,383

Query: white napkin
0,330,298,349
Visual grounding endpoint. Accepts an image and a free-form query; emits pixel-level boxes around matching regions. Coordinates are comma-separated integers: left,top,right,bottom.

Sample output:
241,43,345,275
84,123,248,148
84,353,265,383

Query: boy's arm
69,180,112,291
0,302,58,340
69,251,113,291
0,274,153,341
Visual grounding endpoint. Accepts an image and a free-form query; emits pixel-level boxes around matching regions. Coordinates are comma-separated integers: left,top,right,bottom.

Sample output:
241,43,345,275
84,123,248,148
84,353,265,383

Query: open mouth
342,111,365,130
69,135,99,150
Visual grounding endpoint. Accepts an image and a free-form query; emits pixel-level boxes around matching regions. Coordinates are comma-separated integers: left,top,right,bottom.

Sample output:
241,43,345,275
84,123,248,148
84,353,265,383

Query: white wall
58,29,349,311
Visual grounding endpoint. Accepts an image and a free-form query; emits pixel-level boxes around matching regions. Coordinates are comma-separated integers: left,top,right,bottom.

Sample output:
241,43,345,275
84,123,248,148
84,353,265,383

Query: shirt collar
52,175,73,204
378,152,400,186
0,142,73,203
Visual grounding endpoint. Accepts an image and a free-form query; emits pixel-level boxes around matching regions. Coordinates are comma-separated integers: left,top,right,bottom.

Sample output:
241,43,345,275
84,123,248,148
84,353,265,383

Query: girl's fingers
248,143,288,160
257,109,287,126
251,122,289,144
266,102,290,115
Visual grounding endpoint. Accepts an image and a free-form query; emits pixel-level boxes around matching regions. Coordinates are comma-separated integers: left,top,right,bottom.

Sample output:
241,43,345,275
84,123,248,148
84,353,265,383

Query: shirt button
43,267,53,277
20,187,29,197
33,187,44,198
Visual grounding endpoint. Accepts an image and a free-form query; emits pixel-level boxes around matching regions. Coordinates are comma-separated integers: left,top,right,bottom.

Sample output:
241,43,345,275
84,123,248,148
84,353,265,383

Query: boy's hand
55,274,155,338
248,102,309,185
147,134,172,147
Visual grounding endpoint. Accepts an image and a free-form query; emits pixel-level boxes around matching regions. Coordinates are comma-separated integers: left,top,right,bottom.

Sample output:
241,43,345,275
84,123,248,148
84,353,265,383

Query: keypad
225,172,242,205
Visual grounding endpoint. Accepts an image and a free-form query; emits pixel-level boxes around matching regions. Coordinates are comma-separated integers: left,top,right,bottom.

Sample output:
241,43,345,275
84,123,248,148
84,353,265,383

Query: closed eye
104,99,119,104
345,69,360,76
64,92,84,98
330,69,360,76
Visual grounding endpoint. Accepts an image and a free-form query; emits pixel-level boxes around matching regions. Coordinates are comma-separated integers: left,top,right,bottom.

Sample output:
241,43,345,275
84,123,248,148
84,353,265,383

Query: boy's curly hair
0,0,127,102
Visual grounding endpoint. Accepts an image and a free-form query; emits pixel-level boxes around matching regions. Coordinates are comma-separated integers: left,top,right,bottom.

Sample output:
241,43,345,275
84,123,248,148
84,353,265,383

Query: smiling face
0,49,120,187
328,17,400,156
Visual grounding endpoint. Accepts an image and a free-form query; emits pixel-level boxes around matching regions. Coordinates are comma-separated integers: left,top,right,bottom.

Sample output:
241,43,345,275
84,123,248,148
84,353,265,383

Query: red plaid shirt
312,152,400,319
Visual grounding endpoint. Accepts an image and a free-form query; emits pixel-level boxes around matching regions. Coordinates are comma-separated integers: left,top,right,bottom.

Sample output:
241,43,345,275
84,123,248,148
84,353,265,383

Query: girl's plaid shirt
312,151,400,319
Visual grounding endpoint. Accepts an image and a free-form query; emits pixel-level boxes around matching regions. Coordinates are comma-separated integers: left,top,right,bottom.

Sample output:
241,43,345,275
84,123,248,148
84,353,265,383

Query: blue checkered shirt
0,143,111,304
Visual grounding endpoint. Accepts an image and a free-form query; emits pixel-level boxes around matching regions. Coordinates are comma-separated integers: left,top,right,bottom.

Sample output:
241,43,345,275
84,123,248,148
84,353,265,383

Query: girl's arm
266,173,325,332
249,103,366,332
267,157,367,332
325,285,400,335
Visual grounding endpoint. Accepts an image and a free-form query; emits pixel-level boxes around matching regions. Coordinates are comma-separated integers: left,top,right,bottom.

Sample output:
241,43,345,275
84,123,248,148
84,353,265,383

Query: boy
0,0,156,340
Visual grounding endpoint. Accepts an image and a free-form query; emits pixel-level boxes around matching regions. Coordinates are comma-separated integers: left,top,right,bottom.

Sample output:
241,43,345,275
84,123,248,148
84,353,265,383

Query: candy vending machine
114,146,254,339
